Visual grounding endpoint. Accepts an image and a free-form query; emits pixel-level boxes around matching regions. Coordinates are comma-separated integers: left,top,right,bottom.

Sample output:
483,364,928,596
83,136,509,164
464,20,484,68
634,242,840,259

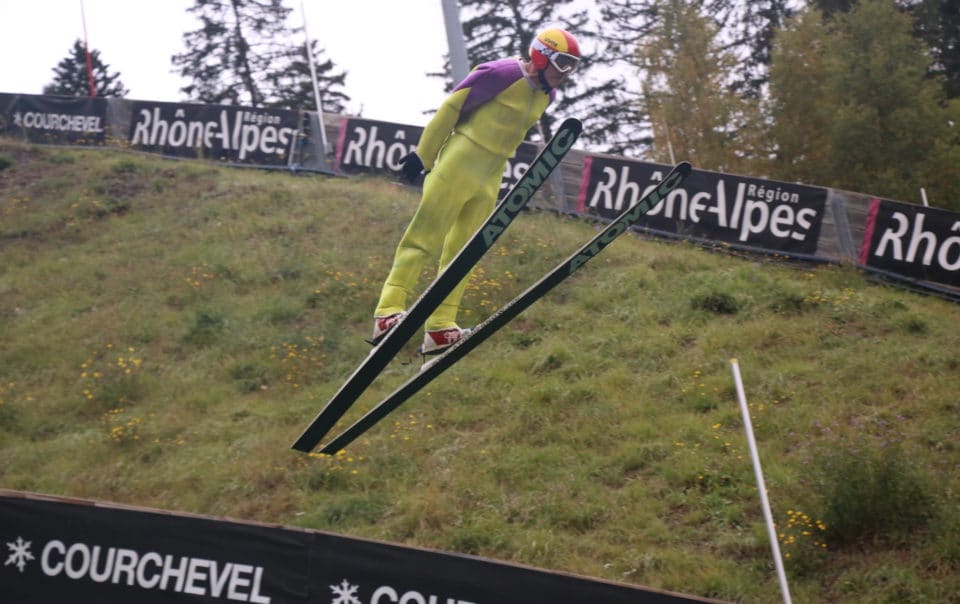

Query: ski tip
559,117,583,134
290,441,314,453
291,431,321,452
665,161,693,185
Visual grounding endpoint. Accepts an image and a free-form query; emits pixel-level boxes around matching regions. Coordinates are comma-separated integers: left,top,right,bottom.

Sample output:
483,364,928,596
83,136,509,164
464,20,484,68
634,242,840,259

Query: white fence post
730,358,793,604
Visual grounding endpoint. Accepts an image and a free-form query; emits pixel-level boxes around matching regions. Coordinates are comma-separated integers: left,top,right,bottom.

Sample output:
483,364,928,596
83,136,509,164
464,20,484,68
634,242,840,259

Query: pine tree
590,0,661,156
262,40,349,113
43,39,128,98
908,0,960,99
172,0,347,110
728,0,798,99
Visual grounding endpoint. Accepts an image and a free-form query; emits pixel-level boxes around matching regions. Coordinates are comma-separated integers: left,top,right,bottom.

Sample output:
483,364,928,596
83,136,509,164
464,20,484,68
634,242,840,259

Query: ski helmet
529,28,581,73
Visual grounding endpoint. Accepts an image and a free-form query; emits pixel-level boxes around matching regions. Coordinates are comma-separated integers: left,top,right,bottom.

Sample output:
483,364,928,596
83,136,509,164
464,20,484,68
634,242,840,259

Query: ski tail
290,118,583,452
318,161,693,453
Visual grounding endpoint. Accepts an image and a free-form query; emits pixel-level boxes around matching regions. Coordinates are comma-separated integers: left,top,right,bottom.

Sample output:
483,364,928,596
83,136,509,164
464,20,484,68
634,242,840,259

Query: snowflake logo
5,537,35,573
330,578,361,604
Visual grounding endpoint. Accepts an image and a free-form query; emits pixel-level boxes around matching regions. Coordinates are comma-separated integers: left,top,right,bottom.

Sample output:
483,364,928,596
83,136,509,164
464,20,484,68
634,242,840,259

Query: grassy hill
1,140,958,603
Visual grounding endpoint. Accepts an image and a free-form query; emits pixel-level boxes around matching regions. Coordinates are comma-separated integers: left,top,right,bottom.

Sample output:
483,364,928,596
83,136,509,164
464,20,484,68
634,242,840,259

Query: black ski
291,118,583,452
318,161,693,454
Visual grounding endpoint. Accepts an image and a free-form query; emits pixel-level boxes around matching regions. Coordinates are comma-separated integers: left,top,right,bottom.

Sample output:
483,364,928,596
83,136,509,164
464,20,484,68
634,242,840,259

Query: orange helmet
529,28,581,73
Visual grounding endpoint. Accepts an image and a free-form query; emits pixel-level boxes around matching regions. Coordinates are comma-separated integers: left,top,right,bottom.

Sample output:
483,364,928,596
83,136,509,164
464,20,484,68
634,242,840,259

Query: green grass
2,139,959,602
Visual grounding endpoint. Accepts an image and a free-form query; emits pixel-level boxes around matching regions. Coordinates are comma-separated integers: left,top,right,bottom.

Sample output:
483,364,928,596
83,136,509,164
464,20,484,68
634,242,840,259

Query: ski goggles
549,51,580,73
533,38,581,73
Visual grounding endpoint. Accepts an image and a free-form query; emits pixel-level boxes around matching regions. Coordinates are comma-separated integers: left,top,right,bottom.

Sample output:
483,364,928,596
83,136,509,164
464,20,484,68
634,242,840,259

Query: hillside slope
1,141,958,603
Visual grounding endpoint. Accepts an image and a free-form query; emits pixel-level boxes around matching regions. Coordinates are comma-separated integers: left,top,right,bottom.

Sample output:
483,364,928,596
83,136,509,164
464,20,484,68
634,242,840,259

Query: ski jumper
375,58,555,331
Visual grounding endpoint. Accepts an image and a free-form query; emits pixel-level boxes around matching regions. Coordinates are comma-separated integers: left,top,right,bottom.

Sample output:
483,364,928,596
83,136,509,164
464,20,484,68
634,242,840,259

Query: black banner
336,117,420,176
128,101,298,165
1,492,717,603
335,117,541,196
860,198,960,287
0,93,107,145
1,494,308,603
311,531,710,604
578,156,827,255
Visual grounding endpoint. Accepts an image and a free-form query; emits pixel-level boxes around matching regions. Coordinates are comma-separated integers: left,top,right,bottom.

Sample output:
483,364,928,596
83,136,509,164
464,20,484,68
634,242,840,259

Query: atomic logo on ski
482,126,579,246
569,167,687,273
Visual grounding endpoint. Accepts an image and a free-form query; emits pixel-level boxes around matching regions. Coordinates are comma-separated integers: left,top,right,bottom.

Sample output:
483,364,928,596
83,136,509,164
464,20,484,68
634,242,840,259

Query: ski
291,118,583,452
318,161,693,454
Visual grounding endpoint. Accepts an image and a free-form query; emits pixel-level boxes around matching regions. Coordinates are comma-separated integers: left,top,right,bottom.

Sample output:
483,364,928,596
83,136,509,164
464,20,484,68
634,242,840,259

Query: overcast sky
0,0,451,127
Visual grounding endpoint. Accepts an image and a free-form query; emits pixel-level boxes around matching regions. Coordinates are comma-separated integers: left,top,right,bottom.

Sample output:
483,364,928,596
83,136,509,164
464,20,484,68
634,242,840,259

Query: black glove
398,152,425,184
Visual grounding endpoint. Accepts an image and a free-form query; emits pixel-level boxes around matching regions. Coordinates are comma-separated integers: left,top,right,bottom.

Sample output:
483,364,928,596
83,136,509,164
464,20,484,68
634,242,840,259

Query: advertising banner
1,492,717,604
311,531,711,604
860,198,960,287
127,101,299,165
0,93,107,145
578,156,827,255
335,117,541,197
1,494,309,603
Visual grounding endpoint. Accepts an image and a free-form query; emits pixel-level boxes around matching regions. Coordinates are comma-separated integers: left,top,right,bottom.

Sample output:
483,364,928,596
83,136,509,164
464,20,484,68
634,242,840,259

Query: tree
764,9,833,184
595,0,768,156
814,1,960,100
172,0,348,110
767,1,960,208
43,39,128,98
591,0,663,156
635,0,762,173
728,0,798,99
812,0,859,17
908,0,960,99
262,40,349,113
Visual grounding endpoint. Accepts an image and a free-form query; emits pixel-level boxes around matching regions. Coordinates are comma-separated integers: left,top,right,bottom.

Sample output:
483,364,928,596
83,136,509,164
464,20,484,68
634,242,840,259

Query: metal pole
730,359,793,604
441,0,470,83
663,118,676,165
300,2,329,155
80,0,96,96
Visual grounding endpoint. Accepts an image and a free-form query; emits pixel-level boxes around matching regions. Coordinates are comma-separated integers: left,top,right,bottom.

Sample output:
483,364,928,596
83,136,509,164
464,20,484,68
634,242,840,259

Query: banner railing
1,92,956,297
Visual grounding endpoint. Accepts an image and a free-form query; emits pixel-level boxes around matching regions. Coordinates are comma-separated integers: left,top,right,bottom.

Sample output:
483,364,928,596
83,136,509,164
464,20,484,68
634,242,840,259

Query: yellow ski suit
375,58,555,331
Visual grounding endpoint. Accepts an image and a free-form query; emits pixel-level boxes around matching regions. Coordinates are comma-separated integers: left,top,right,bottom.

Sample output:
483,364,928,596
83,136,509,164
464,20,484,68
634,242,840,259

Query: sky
0,0,451,127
